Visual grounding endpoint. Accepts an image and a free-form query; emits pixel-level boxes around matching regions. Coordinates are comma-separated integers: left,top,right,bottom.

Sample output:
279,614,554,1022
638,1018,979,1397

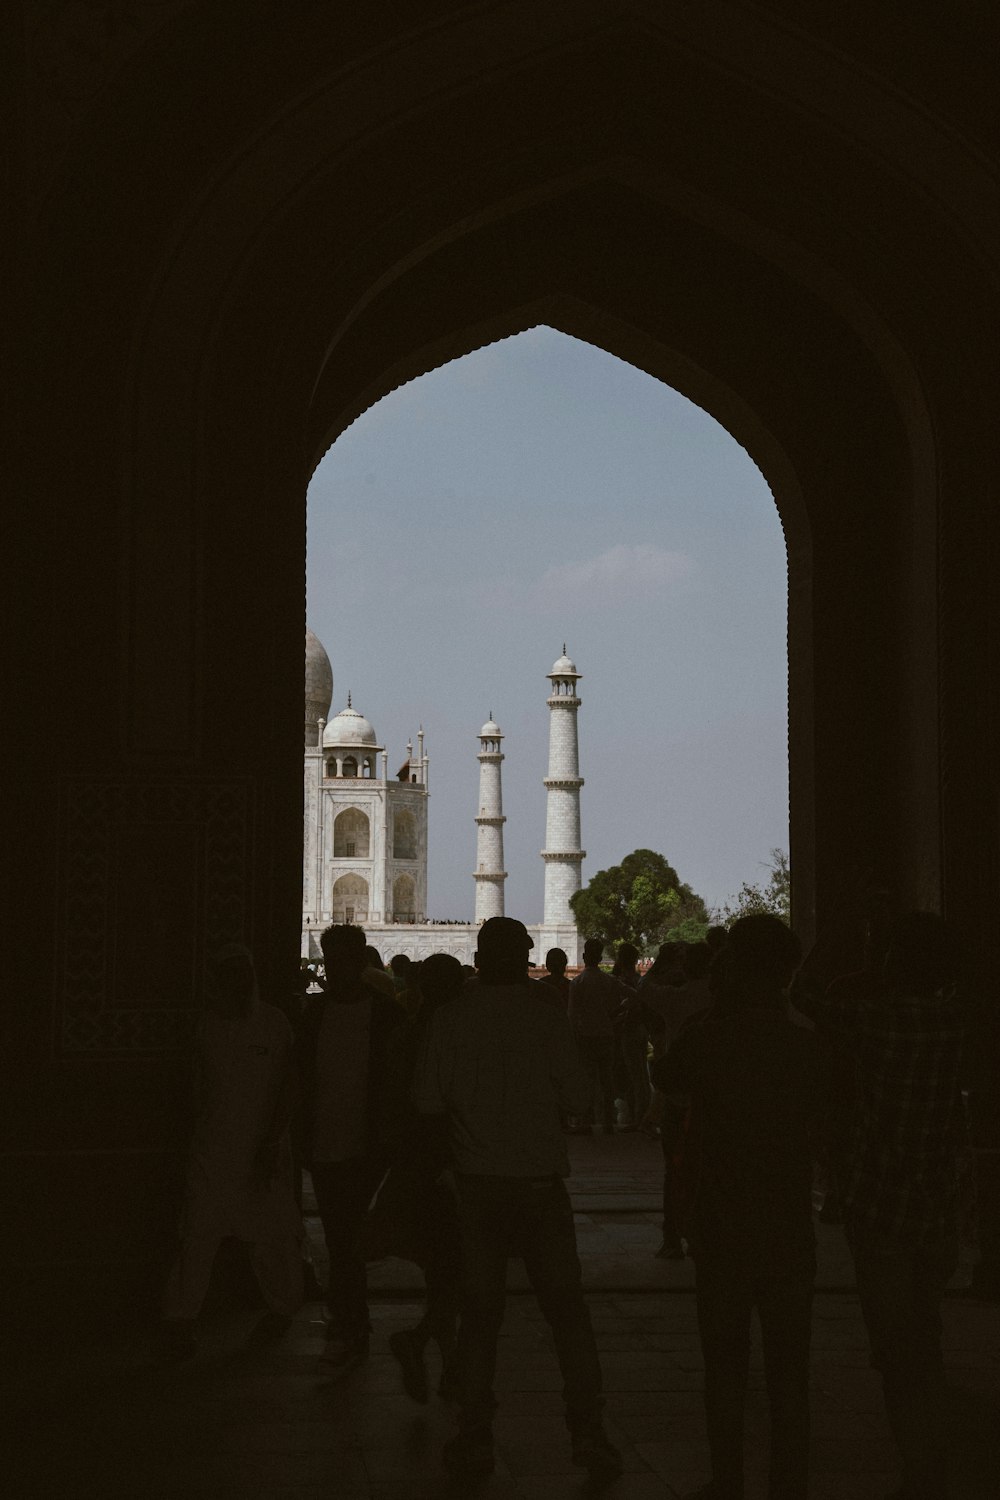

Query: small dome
549,651,578,676
323,702,378,747
305,628,333,745
480,717,502,738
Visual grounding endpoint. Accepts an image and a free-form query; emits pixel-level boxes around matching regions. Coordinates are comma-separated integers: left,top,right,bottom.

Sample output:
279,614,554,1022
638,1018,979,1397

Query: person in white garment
158,943,302,1358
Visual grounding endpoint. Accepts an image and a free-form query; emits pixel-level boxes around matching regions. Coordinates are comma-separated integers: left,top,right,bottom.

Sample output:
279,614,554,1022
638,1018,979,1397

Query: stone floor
8,1133,999,1498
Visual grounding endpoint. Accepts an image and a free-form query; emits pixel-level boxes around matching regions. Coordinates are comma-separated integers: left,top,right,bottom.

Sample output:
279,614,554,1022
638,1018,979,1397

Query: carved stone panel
56,778,252,1054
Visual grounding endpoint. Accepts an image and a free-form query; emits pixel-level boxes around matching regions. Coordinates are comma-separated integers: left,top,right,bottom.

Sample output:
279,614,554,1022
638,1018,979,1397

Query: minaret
542,648,585,933
474,713,507,922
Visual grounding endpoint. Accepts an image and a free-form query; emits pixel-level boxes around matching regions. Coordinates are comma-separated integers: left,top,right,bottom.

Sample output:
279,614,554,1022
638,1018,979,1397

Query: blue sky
306,326,787,921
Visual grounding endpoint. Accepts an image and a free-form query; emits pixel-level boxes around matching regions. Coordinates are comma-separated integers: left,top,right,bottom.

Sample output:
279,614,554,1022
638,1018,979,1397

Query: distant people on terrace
158,943,302,1360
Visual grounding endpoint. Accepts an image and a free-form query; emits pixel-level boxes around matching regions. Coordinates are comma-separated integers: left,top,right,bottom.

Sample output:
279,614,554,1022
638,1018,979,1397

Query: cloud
536,543,694,605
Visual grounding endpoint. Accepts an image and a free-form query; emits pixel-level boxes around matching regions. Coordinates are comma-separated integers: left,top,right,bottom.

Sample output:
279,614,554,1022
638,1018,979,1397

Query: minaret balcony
542,776,584,790
541,849,586,861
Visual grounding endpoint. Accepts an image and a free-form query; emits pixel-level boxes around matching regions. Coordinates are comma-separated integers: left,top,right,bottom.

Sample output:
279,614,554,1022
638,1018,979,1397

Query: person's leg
248,1235,304,1319
519,1176,603,1427
597,1039,616,1131
310,1158,373,1339
851,1230,957,1500
624,1024,651,1123
161,1234,223,1322
520,1176,621,1478
755,1264,814,1500
575,1036,600,1127
453,1175,511,1436
658,1119,684,1255
696,1258,752,1500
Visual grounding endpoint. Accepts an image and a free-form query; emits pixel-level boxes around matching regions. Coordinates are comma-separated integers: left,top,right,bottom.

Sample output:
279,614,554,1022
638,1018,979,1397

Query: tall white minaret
474,713,507,922
542,648,585,934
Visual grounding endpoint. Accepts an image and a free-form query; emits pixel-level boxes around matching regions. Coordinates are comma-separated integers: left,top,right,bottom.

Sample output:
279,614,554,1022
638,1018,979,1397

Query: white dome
550,652,578,676
305,628,333,745
480,718,502,737
323,703,378,747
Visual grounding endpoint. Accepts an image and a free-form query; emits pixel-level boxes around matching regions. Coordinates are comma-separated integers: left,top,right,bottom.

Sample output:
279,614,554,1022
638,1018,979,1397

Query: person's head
615,942,640,972
320,924,368,985
723,914,802,997
582,937,604,968
705,925,728,953
545,947,568,978
365,945,386,971
211,943,256,1019
419,952,465,1014
882,911,958,996
475,917,534,984
389,953,414,985
683,942,713,981
650,941,687,984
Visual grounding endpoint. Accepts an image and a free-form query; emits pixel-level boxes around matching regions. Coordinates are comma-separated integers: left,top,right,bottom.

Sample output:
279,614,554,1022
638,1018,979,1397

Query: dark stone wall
4,1,997,1320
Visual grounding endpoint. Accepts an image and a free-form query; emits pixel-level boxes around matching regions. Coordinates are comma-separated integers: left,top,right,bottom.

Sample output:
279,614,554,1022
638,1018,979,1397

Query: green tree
717,848,791,927
570,848,709,952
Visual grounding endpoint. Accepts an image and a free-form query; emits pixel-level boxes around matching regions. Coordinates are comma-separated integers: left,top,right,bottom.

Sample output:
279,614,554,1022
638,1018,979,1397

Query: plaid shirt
793,974,966,1242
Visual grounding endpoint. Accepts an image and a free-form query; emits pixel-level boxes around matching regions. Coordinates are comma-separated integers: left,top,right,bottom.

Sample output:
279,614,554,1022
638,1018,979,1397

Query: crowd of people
156,900,972,1499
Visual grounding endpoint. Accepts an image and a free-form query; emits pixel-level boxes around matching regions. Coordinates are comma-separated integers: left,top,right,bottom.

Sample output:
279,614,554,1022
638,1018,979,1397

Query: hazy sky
307,327,787,921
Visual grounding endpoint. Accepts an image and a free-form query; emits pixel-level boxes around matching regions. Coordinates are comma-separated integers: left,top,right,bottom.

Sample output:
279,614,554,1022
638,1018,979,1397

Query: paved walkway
9,1134,999,1497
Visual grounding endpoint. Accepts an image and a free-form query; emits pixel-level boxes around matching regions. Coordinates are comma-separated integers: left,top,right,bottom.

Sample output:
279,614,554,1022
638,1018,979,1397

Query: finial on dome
347,690,352,708
562,643,566,655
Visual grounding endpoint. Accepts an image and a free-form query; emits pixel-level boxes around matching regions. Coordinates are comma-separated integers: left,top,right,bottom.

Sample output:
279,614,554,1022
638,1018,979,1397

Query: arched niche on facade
393,874,416,923
393,810,417,861
333,808,370,859
332,872,369,924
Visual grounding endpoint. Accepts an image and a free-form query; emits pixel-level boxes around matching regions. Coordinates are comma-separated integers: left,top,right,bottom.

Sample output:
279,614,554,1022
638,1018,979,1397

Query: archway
14,5,998,1316
333,808,370,860
331,872,369,925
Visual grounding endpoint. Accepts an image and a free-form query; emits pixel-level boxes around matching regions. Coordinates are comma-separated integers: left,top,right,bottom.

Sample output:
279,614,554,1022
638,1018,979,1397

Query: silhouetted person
389,952,421,1015
538,946,571,1010
412,917,622,1482
654,915,820,1500
568,937,623,1133
612,940,649,1126
793,908,966,1500
381,951,465,1403
363,944,397,1001
297,924,404,1379
158,944,301,1358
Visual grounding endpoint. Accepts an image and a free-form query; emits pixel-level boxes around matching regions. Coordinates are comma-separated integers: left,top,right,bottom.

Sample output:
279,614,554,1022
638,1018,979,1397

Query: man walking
297,923,404,1379
568,937,624,1133
413,917,622,1481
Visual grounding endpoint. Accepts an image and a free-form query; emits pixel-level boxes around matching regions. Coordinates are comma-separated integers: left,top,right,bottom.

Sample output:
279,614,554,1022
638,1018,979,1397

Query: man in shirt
792,908,966,1500
159,943,302,1358
654,915,821,1500
412,917,622,1482
568,937,625,1133
297,923,404,1379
